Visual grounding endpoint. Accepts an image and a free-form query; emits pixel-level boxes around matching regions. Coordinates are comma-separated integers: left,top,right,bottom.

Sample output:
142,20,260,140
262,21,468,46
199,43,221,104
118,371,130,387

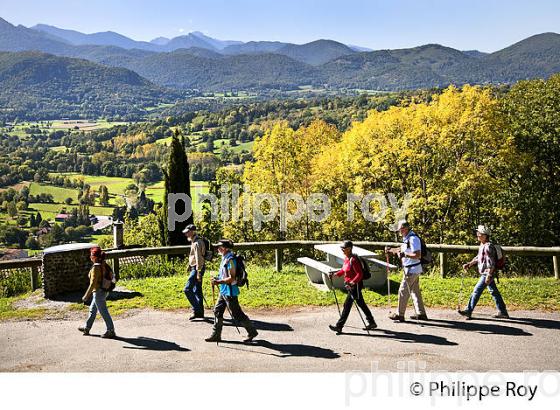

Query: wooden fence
1,241,558,292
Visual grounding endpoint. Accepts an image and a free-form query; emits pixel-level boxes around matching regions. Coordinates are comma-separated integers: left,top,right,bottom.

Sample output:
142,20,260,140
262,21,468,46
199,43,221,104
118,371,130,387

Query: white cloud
179,28,185,33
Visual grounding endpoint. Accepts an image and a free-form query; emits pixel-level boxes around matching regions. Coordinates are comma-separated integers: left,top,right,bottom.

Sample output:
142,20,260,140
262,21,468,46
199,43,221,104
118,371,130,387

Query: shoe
101,330,116,339
205,333,222,342
329,324,343,334
189,313,204,320
410,314,429,321
458,310,472,320
363,321,377,330
493,312,510,319
389,313,405,322
243,329,258,343
78,326,90,336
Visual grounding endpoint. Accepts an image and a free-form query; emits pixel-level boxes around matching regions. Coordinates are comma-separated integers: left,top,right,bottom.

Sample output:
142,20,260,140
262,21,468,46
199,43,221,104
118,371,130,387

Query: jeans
336,282,374,328
398,274,427,316
466,274,508,314
184,267,205,315
85,290,114,331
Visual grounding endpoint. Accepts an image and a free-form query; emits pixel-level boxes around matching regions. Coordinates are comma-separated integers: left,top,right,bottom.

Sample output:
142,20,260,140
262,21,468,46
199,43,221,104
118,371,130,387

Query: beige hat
476,225,491,236
396,220,410,230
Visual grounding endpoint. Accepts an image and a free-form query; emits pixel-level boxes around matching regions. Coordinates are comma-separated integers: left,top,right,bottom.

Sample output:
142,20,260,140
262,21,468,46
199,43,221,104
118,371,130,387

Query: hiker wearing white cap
385,220,428,322
459,225,509,319
182,224,206,320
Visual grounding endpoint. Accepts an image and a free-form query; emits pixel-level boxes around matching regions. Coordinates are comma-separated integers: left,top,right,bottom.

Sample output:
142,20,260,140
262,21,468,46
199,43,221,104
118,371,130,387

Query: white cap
396,220,410,230
476,225,491,236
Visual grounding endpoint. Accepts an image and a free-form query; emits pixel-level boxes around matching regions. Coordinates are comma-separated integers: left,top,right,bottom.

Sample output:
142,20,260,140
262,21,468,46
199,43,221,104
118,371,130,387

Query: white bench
314,243,398,289
297,257,345,291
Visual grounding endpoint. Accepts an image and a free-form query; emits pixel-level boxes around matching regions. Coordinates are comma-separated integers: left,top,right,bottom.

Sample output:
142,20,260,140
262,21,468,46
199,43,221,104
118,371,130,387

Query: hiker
328,240,377,333
459,225,509,319
183,224,206,320
205,239,258,343
78,246,116,338
385,220,428,321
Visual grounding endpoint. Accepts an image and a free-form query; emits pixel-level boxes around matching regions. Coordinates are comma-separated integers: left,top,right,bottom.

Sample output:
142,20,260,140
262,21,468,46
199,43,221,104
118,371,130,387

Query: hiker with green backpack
327,240,377,334
385,220,429,322
205,239,258,343
458,225,509,320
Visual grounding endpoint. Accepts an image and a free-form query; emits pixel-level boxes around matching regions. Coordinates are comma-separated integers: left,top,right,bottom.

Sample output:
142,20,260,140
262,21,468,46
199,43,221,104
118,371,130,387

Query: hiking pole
224,298,241,335
347,286,370,335
328,273,341,317
385,250,391,314
211,282,218,346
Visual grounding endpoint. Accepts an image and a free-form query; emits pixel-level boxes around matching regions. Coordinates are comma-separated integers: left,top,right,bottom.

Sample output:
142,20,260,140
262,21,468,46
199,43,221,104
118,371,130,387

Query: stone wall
42,244,96,299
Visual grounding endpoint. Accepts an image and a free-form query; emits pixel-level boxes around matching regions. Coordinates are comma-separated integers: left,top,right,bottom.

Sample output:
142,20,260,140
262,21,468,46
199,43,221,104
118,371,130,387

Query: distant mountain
0,51,179,120
131,51,320,90
348,44,373,52
221,41,289,55
1,17,559,93
190,31,243,50
276,39,355,65
462,50,488,58
150,37,170,46
31,23,159,51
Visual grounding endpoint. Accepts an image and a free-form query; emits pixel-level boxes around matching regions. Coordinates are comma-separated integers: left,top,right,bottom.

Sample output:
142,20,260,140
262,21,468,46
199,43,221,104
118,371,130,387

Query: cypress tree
162,129,193,246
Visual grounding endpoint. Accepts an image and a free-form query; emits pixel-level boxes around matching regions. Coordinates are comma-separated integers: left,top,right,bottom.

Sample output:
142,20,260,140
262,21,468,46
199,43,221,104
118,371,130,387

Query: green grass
1,265,559,321
29,182,79,203
28,203,114,219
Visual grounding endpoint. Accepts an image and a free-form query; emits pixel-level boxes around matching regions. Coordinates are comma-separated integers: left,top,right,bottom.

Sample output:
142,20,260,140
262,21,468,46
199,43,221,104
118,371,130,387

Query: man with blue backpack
205,239,258,343
385,220,429,322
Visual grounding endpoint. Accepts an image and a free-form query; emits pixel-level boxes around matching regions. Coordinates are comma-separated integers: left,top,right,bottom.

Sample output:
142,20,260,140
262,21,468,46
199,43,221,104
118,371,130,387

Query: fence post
439,252,448,278
554,255,559,280
275,248,283,272
31,266,39,291
113,221,124,279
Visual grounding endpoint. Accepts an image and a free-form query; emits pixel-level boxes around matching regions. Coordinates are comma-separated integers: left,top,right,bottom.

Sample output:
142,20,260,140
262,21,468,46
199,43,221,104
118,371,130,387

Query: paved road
1,307,559,372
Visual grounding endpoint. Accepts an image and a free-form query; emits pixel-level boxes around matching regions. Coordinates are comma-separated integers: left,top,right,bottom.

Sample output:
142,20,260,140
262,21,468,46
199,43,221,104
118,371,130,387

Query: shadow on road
420,318,532,336
339,328,458,346
482,317,560,330
50,290,143,303
115,336,190,352
218,339,340,359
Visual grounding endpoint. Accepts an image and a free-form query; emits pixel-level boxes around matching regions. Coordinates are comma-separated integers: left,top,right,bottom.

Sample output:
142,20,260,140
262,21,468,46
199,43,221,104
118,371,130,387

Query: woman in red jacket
328,240,377,333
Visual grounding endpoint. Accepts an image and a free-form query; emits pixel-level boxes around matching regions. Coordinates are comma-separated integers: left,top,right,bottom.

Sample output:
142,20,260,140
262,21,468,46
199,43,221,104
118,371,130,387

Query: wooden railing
1,241,559,291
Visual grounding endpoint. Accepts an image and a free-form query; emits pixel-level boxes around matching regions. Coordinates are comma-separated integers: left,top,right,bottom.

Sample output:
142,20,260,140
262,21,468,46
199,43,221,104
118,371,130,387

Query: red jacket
334,255,363,284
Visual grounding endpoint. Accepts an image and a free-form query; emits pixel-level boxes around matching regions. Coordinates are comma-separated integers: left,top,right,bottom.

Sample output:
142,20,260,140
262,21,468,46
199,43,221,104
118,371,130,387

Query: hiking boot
458,309,472,320
189,313,204,321
329,324,343,334
363,321,377,330
101,330,116,339
493,312,510,319
241,320,258,343
389,313,405,322
205,332,222,343
78,326,90,336
205,318,223,342
410,314,429,321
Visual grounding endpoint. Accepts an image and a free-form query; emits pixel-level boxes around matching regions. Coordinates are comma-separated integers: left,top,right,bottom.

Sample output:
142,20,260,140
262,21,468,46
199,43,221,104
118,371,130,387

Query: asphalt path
1,307,559,372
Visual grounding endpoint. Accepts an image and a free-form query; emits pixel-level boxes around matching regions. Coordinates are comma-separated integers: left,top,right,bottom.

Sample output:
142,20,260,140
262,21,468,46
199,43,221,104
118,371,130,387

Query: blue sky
1,0,559,51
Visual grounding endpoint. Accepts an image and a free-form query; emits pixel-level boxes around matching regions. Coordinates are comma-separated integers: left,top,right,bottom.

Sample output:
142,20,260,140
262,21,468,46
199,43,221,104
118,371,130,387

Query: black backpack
407,233,433,269
199,236,214,261
352,254,372,281
233,254,249,288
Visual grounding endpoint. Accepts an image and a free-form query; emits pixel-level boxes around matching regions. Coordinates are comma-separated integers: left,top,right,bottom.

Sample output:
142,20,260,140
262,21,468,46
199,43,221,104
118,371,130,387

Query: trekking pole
211,282,218,346
224,299,241,335
347,286,370,335
385,251,391,314
328,273,341,317
458,265,466,311
202,294,211,310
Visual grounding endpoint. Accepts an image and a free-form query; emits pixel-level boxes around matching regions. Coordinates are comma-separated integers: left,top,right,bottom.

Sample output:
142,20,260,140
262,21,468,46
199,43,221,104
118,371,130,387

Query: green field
1,119,130,139
29,182,79,203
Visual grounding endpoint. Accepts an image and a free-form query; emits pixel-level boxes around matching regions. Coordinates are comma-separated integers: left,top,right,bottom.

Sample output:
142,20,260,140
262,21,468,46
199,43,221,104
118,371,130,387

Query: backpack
351,254,372,281
101,262,116,291
491,243,506,271
199,236,214,261
233,254,249,288
407,233,433,269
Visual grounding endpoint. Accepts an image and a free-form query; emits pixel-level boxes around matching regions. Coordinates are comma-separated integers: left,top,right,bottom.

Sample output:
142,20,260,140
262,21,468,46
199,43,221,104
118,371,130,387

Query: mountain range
0,16,560,119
